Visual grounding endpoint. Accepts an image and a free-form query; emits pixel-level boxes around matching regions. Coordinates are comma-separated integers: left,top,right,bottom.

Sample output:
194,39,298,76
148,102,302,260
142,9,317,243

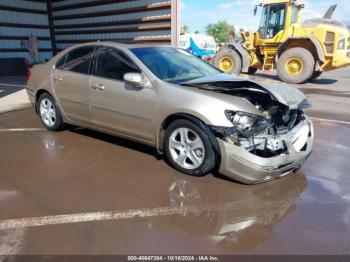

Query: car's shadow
68,125,240,183
69,126,159,158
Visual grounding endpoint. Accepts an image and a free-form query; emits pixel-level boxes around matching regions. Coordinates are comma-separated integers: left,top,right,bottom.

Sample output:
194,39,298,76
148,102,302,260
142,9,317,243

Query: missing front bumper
217,120,314,184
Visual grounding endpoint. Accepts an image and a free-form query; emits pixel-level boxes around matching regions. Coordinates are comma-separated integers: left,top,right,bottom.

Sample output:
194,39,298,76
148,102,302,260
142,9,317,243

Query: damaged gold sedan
26,43,313,184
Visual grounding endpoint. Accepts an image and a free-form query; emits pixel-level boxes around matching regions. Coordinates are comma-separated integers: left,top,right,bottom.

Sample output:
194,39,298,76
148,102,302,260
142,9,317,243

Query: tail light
26,70,32,80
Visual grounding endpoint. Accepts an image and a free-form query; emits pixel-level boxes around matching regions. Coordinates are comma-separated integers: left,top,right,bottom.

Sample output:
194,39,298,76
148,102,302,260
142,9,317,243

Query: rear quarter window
55,54,67,70
56,46,95,74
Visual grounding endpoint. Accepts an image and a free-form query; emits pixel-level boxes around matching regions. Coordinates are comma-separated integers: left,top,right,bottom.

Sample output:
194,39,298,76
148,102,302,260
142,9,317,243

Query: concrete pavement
0,76,31,114
0,90,31,114
0,69,350,256
0,109,349,255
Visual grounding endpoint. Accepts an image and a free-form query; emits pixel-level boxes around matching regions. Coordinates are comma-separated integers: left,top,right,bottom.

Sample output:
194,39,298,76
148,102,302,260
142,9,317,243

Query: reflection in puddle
41,135,64,151
342,195,350,200
0,191,17,202
0,228,25,256
168,175,307,251
169,180,204,218
0,190,24,256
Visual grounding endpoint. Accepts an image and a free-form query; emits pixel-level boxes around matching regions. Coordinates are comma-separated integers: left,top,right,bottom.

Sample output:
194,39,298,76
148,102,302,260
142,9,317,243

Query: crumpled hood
183,74,308,109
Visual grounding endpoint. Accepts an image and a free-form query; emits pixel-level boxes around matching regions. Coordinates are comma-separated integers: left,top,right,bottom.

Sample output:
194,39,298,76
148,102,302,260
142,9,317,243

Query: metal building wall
0,0,179,61
0,0,52,61
51,0,179,52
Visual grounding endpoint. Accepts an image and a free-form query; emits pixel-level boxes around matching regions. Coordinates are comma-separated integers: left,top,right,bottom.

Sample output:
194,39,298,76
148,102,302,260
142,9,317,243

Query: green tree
206,20,235,43
181,24,190,34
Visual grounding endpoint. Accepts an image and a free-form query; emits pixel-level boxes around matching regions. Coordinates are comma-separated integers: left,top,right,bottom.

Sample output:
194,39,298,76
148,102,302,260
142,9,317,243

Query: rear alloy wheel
214,47,242,74
38,93,65,131
277,47,315,84
164,119,216,177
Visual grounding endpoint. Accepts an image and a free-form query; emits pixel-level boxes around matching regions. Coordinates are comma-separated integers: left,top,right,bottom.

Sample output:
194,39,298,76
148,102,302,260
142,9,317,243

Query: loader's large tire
214,47,242,75
277,47,315,84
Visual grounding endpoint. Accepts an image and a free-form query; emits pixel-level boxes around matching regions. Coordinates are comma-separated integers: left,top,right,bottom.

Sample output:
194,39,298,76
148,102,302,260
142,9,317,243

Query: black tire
310,71,323,81
37,92,65,131
277,47,315,84
214,47,242,74
164,119,216,177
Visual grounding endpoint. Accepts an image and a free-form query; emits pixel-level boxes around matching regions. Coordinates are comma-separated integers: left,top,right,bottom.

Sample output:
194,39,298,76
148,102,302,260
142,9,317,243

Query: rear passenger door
89,46,156,143
52,46,95,124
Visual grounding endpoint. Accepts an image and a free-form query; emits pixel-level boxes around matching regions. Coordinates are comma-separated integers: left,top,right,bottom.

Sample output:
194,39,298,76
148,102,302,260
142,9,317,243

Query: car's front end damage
183,75,314,184
214,117,313,184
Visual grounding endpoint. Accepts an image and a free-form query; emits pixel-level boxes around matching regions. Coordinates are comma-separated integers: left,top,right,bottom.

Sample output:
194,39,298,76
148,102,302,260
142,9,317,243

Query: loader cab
258,3,286,39
257,2,302,40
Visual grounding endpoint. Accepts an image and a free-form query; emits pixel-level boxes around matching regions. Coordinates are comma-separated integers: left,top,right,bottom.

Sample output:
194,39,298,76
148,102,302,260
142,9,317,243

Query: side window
55,54,67,70
94,47,139,81
61,46,95,74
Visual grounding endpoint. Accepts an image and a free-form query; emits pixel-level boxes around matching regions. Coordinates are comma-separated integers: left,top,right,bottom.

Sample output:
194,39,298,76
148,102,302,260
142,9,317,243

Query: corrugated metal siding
0,0,52,61
51,0,174,50
0,0,179,61
0,0,46,10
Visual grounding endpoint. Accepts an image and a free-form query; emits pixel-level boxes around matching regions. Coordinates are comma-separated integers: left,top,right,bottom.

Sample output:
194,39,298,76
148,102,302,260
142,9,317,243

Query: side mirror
253,6,258,16
123,72,144,88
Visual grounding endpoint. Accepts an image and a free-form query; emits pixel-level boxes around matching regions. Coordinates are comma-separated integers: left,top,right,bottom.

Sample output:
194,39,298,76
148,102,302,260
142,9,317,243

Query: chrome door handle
92,83,105,91
54,75,63,82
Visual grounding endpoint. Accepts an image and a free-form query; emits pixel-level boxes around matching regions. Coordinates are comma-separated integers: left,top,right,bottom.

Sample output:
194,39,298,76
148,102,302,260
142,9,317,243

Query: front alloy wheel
168,127,205,170
164,119,217,177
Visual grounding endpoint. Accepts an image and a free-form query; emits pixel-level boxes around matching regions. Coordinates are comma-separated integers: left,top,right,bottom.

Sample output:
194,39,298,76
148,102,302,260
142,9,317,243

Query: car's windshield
130,47,221,83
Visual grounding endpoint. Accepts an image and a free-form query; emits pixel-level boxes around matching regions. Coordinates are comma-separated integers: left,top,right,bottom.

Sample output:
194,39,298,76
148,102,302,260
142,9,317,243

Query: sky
180,0,350,34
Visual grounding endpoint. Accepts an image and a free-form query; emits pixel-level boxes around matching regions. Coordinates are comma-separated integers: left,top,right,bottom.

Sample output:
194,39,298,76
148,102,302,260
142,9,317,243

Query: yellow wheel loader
214,0,350,84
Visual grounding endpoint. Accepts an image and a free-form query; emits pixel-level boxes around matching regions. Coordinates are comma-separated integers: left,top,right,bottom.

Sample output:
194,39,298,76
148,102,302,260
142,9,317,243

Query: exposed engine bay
182,81,310,158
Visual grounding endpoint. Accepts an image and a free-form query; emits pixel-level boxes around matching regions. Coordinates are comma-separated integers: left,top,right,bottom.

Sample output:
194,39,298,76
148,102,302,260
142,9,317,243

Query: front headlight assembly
225,110,271,137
